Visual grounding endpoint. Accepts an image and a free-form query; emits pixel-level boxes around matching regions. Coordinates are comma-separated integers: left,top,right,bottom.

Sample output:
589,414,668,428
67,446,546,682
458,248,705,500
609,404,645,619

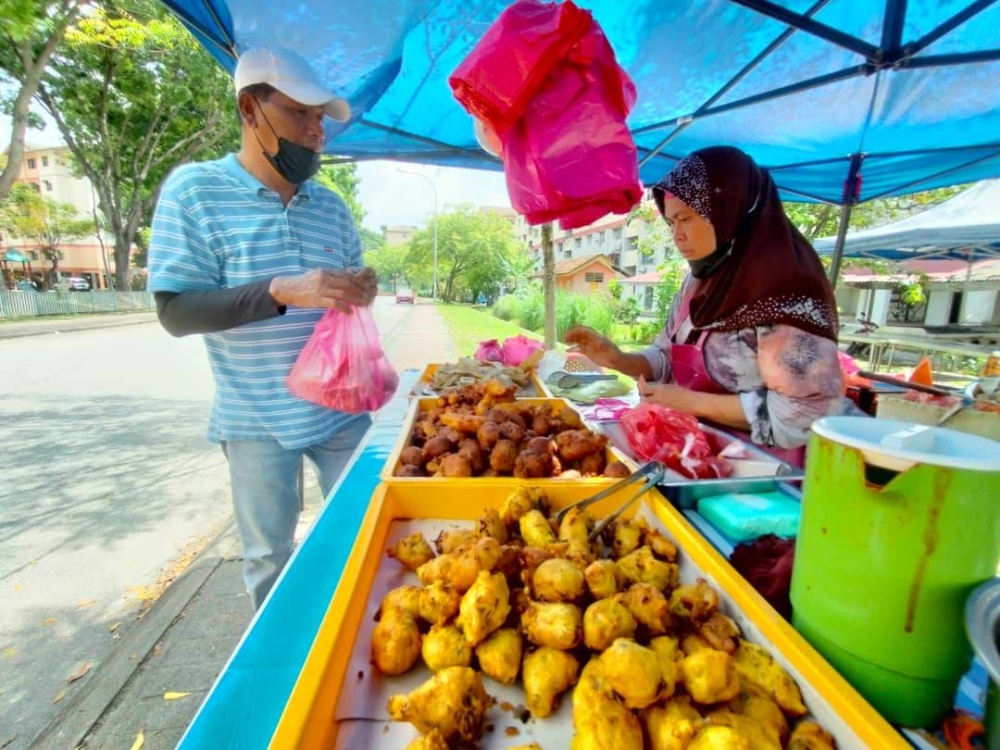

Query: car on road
395,288,415,304
55,277,91,292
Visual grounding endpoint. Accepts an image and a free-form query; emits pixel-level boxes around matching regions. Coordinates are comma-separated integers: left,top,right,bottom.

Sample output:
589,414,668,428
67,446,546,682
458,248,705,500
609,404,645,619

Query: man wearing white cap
148,47,380,609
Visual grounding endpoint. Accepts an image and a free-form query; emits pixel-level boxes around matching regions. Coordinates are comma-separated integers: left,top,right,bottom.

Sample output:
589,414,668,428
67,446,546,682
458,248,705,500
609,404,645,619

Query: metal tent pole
828,152,864,288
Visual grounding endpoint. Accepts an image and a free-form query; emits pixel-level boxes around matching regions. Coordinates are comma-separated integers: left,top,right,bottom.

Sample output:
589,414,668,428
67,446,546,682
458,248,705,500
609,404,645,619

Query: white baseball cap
234,47,351,123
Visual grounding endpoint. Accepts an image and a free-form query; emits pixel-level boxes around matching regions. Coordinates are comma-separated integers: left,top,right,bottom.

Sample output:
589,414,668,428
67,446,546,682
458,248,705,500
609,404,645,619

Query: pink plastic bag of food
287,307,398,413
619,403,732,479
474,338,505,363
501,334,544,366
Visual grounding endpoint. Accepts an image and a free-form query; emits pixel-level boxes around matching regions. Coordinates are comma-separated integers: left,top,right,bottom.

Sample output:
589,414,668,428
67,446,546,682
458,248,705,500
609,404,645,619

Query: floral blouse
640,283,850,449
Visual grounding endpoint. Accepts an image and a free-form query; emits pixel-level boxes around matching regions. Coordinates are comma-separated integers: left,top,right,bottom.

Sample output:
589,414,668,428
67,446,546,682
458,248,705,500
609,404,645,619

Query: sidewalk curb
30,518,238,750
0,314,159,341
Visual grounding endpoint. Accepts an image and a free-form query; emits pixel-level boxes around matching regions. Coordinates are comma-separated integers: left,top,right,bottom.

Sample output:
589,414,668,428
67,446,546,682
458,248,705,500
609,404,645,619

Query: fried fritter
679,648,741,705
521,601,583,650
618,546,679,591
622,582,672,635
422,623,473,671
418,580,461,626
387,533,436,571
532,558,585,602
456,570,511,646
523,647,580,718
583,596,637,651
474,627,523,685
371,607,421,675
584,559,621,600
731,639,808,716
387,666,491,744
519,508,558,549
600,638,664,709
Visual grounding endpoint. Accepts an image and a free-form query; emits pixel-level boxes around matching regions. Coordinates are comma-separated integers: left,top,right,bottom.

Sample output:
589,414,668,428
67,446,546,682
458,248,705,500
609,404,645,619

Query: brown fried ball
439,454,474,478
554,430,609,463
400,446,424,467
487,409,526,430
514,450,551,479
477,421,501,451
458,439,486,474
395,464,424,478
422,435,453,462
490,438,518,474
499,421,526,444
439,426,463,445
603,461,631,478
579,451,607,476
527,436,554,455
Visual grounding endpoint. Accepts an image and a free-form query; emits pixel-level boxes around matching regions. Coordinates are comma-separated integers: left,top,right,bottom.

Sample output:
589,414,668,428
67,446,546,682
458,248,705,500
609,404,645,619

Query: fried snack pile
375,489,837,749
425,357,534,393
395,379,632,479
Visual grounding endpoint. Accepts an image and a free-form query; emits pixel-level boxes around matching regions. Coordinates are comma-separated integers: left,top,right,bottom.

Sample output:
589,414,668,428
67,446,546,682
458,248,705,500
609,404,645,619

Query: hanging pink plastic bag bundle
474,338,504,363
501,334,543,366
287,307,399,414
619,403,732,479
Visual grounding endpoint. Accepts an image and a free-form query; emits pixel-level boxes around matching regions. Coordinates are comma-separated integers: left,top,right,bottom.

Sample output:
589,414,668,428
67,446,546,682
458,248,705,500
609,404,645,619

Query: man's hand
564,325,623,370
352,266,378,306
269,269,371,313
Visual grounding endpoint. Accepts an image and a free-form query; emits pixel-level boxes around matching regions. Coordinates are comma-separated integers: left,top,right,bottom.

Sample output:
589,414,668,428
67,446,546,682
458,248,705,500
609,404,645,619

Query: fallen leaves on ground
67,663,92,683
41,618,57,626
2,648,15,658
130,730,145,750
76,599,96,608
108,621,121,633
163,691,190,700
126,536,208,615
53,690,66,703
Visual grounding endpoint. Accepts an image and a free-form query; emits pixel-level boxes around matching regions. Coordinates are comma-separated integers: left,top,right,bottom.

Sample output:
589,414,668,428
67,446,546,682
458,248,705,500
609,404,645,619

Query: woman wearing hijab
565,146,848,466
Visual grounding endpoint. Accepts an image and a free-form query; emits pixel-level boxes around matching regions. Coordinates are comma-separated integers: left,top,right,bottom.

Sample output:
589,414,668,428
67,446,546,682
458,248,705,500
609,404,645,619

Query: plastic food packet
287,307,398,413
619,402,731,479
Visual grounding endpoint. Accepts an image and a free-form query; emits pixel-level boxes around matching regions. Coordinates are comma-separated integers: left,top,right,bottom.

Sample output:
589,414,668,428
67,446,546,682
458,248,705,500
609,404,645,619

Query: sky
0,111,513,234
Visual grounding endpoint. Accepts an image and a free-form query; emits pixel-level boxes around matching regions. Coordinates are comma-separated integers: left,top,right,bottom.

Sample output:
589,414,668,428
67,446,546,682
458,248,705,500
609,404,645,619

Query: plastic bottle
985,351,1000,377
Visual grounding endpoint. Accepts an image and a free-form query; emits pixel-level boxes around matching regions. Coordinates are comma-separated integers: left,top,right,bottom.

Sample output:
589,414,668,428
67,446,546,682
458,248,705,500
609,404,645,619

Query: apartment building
512,193,668,278
2,143,115,289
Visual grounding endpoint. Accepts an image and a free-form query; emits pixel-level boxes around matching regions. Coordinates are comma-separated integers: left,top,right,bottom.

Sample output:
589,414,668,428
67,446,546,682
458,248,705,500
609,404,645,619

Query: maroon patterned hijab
652,146,839,341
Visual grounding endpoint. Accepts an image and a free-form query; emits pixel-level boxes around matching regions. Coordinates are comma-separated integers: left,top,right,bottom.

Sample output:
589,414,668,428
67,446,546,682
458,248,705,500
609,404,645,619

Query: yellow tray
382,397,633,482
414,362,547,398
272,481,906,749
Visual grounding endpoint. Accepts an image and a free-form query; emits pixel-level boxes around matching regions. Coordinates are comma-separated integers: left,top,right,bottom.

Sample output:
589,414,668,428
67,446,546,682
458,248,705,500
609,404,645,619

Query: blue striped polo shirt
148,153,363,449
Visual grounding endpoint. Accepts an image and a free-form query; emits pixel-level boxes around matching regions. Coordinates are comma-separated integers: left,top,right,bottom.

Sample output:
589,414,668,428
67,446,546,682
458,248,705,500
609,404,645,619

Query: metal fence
0,290,156,319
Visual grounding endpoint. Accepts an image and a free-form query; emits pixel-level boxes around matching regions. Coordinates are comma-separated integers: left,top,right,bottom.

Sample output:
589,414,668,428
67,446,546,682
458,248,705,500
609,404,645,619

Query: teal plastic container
790,417,1000,728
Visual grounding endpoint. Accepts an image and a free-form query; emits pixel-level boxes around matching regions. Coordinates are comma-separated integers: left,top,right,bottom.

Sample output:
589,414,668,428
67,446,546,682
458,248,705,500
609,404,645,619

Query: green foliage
365,242,409,290
0,181,94,287
491,293,520,322
315,164,364,227
631,321,661,345
34,0,239,289
405,205,517,302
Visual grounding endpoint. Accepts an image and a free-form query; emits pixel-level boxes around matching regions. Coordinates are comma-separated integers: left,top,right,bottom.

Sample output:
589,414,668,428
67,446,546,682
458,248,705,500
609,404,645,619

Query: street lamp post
396,169,438,301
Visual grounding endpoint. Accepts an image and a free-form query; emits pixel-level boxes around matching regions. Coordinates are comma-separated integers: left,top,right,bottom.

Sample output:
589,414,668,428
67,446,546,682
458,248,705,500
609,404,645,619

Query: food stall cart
176,364,996,749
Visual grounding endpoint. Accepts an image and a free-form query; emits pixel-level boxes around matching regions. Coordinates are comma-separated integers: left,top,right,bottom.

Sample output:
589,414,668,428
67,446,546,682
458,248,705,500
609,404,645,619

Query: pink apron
668,298,806,468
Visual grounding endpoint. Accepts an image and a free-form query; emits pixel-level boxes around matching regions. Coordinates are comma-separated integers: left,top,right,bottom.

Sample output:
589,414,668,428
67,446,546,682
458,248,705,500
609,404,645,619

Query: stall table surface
178,369,987,749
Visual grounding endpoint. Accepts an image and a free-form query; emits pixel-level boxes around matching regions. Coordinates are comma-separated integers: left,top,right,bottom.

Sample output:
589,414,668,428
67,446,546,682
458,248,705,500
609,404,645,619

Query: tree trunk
45,250,59,290
113,234,132,291
0,3,83,201
542,223,556,348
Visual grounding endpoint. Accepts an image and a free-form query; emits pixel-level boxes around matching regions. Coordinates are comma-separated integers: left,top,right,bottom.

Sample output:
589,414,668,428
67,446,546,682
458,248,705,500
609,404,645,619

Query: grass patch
436,302,548,356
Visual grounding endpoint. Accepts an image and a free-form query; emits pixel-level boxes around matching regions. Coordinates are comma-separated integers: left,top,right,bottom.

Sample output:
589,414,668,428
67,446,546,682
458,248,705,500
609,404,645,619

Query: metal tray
599,420,800,509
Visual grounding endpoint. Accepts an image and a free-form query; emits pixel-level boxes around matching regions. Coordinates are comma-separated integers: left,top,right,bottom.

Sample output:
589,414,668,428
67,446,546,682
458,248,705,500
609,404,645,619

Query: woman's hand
637,376,696,413
564,326,622,370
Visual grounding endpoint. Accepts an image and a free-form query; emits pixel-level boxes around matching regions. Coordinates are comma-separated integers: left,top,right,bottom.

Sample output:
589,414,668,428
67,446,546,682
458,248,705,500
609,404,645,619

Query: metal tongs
554,461,667,543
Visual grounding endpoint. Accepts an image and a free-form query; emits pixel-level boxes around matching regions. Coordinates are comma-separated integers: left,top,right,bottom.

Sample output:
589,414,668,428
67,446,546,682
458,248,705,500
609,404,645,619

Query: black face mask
252,98,321,184
689,243,733,279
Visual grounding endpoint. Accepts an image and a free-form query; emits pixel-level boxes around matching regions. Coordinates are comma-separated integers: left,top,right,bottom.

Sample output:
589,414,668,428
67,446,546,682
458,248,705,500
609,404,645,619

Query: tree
365,242,409,291
315,164,364,227
499,245,536,294
0,0,86,201
0,182,94,287
34,0,239,290
405,205,516,302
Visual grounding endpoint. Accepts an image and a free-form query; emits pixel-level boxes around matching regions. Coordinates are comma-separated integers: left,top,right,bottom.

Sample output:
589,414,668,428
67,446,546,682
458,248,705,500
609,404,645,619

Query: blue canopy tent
158,0,1000,285
813,178,1000,261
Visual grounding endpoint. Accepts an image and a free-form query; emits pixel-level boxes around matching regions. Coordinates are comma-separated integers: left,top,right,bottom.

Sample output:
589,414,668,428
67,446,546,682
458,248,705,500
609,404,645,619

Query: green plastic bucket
790,416,1000,728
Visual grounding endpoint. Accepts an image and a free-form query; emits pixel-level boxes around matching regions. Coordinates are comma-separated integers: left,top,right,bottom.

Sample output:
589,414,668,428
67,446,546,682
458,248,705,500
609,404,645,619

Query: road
0,297,415,748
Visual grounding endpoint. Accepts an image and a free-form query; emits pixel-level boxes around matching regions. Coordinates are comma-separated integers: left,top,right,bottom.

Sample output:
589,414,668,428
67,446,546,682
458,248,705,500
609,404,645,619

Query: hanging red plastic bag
619,403,732,479
287,307,399,413
501,334,543,366
474,338,504,363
